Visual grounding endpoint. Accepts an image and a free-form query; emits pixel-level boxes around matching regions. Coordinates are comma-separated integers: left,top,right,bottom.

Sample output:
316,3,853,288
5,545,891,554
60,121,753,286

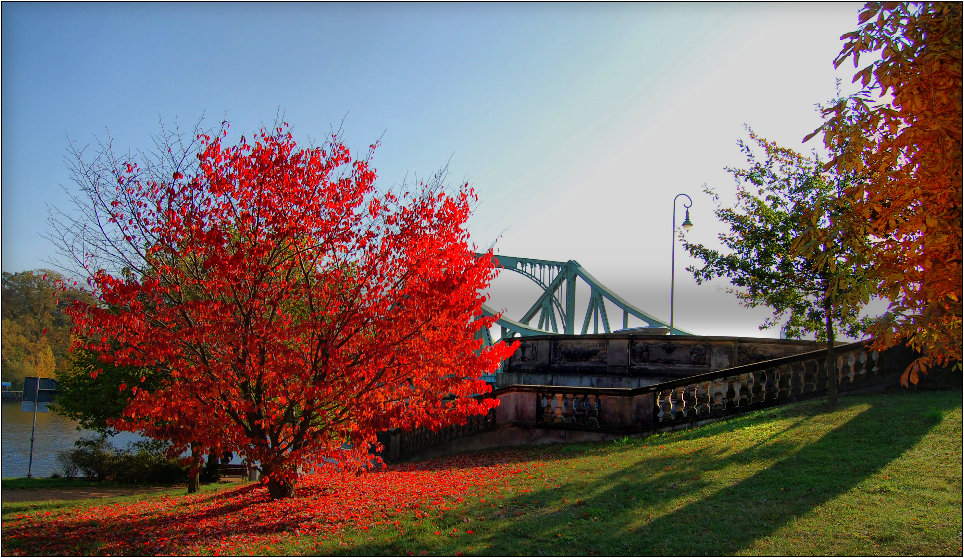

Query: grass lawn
2,389,961,556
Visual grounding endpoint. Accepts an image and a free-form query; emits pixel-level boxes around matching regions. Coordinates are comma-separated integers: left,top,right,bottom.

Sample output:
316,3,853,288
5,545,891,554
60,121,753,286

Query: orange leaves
900,355,931,386
810,2,963,367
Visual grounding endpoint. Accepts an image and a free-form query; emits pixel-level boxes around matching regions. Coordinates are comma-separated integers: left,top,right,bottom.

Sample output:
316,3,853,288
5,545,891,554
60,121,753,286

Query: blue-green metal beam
476,253,692,345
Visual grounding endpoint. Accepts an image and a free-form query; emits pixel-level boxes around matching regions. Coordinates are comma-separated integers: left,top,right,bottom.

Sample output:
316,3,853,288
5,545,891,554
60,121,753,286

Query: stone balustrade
381,340,909,463
498,333,826,388
651,341,882,428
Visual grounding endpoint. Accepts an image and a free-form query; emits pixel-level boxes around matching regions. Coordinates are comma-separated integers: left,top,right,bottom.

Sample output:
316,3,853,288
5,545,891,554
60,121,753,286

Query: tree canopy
1,270,94,389
808,1,962,380
65,122,516,499
684,131,876,404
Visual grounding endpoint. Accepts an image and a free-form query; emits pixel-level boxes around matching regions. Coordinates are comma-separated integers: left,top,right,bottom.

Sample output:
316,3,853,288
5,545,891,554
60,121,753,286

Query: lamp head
681,208,694,231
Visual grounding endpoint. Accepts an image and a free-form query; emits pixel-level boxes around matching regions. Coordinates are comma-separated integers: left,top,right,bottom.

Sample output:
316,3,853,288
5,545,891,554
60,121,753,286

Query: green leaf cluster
52,349,163,434
684,130,877,343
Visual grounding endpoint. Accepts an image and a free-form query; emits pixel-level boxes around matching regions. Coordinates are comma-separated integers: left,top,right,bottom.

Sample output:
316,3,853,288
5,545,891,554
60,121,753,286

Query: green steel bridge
477,253,691,381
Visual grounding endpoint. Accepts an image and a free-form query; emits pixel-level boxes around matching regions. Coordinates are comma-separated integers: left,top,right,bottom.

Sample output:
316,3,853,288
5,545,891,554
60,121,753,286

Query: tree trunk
261,462,298,499
824,301,838,408
186,442,202,494
266,476,297,499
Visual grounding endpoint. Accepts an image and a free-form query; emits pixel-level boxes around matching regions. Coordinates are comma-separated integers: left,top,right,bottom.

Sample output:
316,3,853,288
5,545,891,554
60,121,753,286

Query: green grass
3,390,961,556
0,476,180,490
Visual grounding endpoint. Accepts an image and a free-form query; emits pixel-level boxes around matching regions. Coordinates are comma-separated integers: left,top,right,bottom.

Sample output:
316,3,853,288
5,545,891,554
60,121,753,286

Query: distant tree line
1,270,95,390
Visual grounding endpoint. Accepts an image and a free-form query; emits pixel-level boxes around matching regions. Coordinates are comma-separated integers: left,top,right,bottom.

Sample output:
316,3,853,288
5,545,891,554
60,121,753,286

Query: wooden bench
217,464,249,478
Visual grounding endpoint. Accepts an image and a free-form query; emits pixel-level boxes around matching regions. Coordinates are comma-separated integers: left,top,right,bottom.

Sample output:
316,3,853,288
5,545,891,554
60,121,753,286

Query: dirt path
2,478,243,503
2,485,185,502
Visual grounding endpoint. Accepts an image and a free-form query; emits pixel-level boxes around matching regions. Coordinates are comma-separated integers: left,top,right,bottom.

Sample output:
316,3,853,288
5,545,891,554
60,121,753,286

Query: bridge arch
478,252,691,346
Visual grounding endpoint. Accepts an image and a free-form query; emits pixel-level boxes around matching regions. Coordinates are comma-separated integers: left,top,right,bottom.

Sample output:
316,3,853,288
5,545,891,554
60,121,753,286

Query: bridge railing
383,340,899,461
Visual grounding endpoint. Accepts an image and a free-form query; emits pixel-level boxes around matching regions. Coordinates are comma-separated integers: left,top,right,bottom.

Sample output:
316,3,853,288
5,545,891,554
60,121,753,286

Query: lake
1,400,142,478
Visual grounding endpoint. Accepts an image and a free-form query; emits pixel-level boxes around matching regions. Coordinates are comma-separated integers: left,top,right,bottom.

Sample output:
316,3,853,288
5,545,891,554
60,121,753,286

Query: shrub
55,450,79,479
61,435,188,484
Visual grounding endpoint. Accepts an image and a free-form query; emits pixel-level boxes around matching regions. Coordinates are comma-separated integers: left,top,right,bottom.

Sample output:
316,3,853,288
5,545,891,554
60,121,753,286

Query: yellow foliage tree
807,1,962,383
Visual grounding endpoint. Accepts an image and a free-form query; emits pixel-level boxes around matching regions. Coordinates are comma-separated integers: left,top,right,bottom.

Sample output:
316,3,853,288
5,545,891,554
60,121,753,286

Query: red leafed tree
67,123,516,499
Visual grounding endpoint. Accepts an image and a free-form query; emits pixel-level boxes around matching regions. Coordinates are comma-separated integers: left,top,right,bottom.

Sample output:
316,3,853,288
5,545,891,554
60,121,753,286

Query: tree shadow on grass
2,394,955,556
1,446,563,556
387,442,570,472
336,393,959,556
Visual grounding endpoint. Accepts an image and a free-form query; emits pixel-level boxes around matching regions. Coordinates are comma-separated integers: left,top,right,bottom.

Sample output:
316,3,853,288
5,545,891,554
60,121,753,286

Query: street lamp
670,193,694,334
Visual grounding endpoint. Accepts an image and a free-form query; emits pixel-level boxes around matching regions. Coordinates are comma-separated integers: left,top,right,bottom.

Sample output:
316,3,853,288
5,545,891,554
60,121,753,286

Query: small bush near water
56,436,187,484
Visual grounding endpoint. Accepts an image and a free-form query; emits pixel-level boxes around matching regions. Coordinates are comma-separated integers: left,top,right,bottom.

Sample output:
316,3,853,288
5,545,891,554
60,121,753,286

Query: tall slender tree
685,131,876,405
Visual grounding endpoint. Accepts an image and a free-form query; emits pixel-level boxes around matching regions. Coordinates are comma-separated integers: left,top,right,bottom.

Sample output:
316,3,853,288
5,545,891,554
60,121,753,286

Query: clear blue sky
1,1,865,338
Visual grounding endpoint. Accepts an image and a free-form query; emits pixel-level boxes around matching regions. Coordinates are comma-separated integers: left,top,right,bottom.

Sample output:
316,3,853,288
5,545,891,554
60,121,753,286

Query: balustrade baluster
682,384,697,418
725,378,737,411
749,371,764,405
737,374,751,407
776,364,791,400
694,382,711,416
789,361,803,398
815,358,828,392
673,386,686,420
712,379,726,413
855,350,868,381
591,395,601,427
764,367,779,402
657,390,671,423
842,352,856,385
800,360,814,393
654,390,664,423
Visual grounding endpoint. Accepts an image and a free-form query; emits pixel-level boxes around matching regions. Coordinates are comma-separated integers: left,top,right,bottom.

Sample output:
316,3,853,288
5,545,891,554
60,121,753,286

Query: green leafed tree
683,131,878,405
52,349,161,434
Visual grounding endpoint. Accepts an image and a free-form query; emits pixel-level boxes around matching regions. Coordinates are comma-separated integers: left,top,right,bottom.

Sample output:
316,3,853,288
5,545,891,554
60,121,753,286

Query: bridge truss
477,253,691,352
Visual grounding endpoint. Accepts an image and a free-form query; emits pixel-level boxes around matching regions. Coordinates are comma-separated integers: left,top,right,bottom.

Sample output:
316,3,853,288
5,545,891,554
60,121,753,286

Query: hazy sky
1,2,866,339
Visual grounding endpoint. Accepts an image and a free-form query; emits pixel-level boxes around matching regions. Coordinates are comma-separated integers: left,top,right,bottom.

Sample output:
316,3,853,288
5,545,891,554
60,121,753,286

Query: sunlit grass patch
2,390,960,556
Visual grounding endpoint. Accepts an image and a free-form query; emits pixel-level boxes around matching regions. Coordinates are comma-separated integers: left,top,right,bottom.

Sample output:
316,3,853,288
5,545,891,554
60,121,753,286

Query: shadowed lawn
2,390,961,556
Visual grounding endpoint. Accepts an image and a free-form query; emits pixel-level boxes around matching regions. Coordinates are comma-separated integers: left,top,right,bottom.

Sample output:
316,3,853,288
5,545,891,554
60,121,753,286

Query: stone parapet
498,334,824,388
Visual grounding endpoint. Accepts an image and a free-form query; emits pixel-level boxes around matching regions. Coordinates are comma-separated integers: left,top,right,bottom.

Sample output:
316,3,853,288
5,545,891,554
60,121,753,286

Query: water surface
1,401,141,478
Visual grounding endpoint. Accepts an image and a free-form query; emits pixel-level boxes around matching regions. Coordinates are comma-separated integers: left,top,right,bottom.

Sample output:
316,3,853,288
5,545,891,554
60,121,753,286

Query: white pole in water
26,377,41,478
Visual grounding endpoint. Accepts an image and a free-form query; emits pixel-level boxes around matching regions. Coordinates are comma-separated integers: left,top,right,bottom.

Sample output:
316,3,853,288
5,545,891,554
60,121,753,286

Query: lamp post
670,193,694,335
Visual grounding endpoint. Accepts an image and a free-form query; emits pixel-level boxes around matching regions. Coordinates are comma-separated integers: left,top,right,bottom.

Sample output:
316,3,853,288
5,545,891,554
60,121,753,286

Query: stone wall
498,334,825,388
383,339,911,463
